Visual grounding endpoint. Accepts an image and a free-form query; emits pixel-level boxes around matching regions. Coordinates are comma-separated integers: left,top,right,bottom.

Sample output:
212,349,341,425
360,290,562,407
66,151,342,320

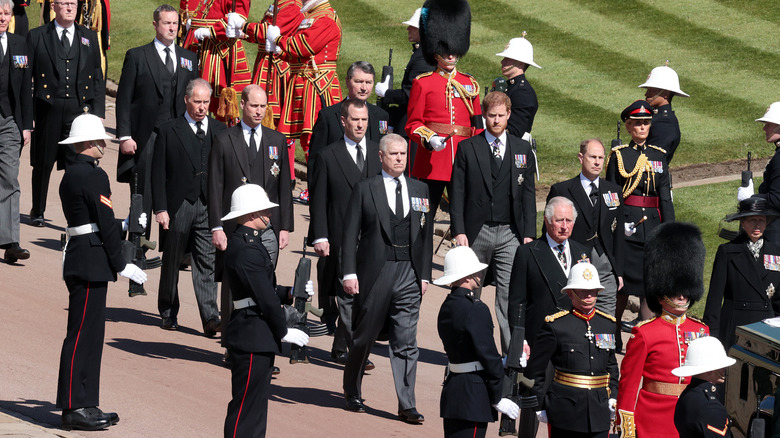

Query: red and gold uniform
179,0,252,114
243,0,302,124
406,67,481,182
272,0,341,153
616,311,709,438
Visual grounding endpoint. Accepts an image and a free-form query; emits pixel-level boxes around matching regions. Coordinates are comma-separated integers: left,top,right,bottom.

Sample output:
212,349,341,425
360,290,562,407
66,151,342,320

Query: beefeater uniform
616,312,709,438
272,0,341,154
406,67,481,183
179,0,252,114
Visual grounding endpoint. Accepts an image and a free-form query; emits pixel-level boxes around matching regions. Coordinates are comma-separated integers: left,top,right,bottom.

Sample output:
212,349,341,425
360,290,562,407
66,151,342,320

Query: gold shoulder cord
448,78,480,117
614,149,654,199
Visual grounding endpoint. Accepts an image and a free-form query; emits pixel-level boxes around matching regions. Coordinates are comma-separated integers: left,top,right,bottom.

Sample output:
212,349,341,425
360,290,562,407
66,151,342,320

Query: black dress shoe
364,359,375,371
4,243,30,264
398,408,424,424
621,318,639,333
87,407,119,425
61,407,110,431
272,366,281,375
345,395,365,413
161,317,179,330
203,318,222,337
330,350,348,365
29,214,45,228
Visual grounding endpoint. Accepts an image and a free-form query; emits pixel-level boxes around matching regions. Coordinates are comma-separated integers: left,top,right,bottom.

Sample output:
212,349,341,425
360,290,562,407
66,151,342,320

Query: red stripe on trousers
68,282,90,409
232,353,253,438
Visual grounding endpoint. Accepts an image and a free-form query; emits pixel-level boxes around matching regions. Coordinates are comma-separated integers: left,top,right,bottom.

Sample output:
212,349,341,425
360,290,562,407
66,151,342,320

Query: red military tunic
273,0,341,153
616,312,709,438
406,67,481,182
243,0,302,123
180,0,252,113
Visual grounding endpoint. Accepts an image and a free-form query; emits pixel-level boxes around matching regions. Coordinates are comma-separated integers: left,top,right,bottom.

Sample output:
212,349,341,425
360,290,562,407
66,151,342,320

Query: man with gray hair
508,196,590,350
308,60,389,159
0,0,32,263
151,78,226,334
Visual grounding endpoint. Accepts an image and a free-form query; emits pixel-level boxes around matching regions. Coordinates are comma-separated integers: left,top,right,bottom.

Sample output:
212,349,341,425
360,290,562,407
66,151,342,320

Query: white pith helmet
59,113,113,144
433,246,489,286
561,262,604,294
638,65,689,97
496,32,541,69
403,8,422,28
221,184,278,221
671,336,736,377
756,102,780,125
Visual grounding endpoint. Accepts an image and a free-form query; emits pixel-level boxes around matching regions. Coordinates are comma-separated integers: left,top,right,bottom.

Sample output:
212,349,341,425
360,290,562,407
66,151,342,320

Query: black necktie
61,29,70,52
556,244,567,270
195,121,205,141
355,144,365,172
0,35,5,64
249,128,258,161
164,47,174,76
394,177,403,219
589,182,599,206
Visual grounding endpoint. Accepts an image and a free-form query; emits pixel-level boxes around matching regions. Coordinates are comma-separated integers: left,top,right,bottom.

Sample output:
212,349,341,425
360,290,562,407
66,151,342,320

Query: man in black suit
546,139,625,316
208,84,293,341
308,61,389,159
0,0,32,264
450,91,536,354
27,0,104,227
116,4,199,229
508,196,590,350
341,133,432,423
152,78,224,335
221,183,308,438
57,114,148,431
308,99,381,364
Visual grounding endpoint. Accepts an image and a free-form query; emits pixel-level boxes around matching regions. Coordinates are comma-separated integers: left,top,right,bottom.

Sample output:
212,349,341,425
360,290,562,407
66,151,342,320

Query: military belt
448,361,484,373
66,223,99,237
642,379,686,397
553,370,609,389
233,297,257,310
624,195,659,208
427,122,471,137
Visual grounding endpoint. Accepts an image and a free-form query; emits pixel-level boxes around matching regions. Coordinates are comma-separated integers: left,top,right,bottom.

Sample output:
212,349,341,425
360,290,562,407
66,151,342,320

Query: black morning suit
222,225,289,438
341,174,433,410
674,379,732,438
758,144,780,244
450,131,536,243
307,139,381,354
647,104,681,164
507,237,590,349
27,21,104,217
0,32,33,133
524,309,619,437
381,44,435,137
703,235,780,348
115,41,199,183
438,287,504,437
546,176,625,282
56,154,126,410
505,73,538,138
307,100,389,158
151,115,226,327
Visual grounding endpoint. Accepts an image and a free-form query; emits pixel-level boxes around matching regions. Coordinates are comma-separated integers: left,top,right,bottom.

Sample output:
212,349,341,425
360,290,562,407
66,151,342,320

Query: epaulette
687,315,705,325
611,144,629,152
415,71,434,80
596,309,616,322
647,144,667,154
634,316,657,328
545,310,569,322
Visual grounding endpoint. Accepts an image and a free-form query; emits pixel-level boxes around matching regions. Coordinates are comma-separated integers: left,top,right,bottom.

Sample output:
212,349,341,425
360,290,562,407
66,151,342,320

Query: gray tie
164,47,174,76
355,144,365,172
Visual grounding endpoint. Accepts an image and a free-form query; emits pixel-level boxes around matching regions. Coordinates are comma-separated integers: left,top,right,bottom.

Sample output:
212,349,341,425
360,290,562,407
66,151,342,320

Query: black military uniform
57,153,125,415
438,287,504,438
223,224,290,438
505,73,537,139
758,143,780,243
674,379,732,438
524,309,619,438
647,103,681,164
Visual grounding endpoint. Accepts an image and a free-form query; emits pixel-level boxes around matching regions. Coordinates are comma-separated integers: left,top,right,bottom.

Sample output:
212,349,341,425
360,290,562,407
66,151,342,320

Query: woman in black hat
703,196,780,349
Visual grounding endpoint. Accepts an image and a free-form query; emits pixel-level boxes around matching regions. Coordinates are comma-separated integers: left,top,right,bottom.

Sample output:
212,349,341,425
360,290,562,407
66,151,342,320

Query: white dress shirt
343,135,367,166
484,131,508,160
54,21,75,46
579,173,599,197
382,170,409,217
153,38,177,73
184,111,208,134
241,121,262,151
546,233,571,277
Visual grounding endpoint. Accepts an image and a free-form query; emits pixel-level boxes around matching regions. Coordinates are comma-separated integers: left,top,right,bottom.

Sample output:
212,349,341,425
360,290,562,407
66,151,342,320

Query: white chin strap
662,295,689,310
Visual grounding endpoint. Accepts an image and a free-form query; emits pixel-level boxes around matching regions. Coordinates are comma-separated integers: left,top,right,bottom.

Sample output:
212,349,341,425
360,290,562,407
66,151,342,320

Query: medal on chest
270,162,280,177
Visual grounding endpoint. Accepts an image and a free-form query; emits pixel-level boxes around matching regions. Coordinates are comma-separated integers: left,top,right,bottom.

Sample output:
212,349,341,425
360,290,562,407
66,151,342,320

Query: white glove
193,27,210,41
536,410,548,423
119,264,148,284
375,76,390,98
122,212,148,231
226,26,237,38
264,39,280,54
429,135,446,152
494,398,520,420
185,19,191,31
737,179,754,201
624,222,636,237
226,12,246,29
305,280,314,297
609,398,617,420
266,24,281,43
282,328,309,346
519,349,528,368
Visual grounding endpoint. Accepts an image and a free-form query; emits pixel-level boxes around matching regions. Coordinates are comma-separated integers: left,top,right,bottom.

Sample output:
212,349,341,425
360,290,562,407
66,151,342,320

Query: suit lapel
333,141,362,188
569,178,594,229
143,42,165,97
259,127,272,187
409,180,422,243
734,246,769,301
369,176,392,240
229,125,251,180
75,27,88,74
173,117,198,170
43,23,58,76
530,240,567,306
474,133,492,193
366,141,381,176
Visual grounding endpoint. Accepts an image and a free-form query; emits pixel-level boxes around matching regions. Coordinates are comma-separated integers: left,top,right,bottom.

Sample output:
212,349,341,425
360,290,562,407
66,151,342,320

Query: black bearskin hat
644,222,705,315
419,0,471,66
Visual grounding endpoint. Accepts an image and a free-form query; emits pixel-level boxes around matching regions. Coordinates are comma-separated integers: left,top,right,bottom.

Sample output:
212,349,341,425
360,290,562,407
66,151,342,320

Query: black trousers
224,350,274,438
443,418,487,438
56,279,107,409
421,178,450,216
